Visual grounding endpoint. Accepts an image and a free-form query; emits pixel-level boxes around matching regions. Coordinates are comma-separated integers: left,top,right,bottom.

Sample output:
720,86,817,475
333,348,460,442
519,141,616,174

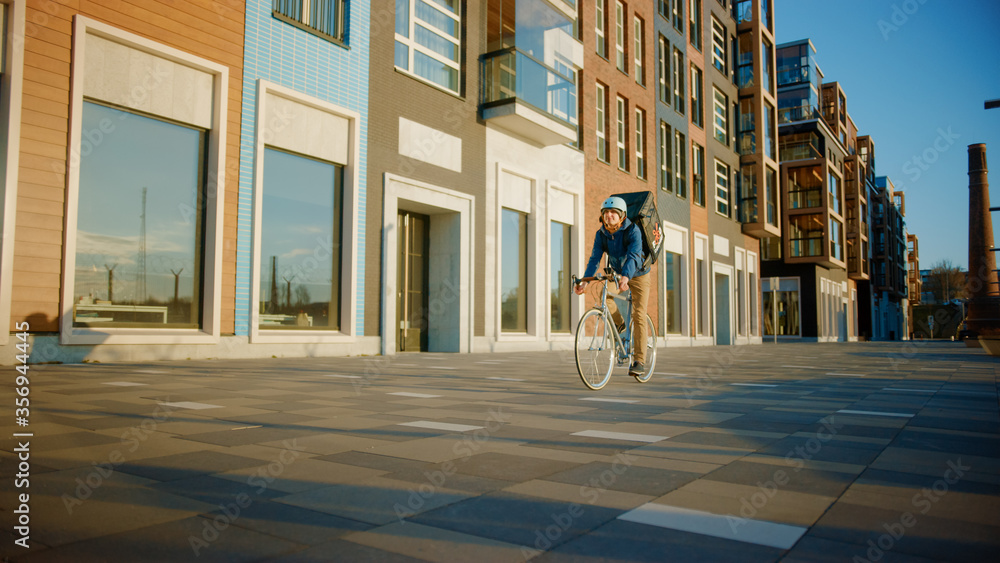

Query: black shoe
628,361,644,375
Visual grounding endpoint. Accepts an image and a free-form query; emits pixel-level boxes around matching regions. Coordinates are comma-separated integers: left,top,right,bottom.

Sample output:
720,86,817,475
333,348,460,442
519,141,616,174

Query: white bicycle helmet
601,196,627,216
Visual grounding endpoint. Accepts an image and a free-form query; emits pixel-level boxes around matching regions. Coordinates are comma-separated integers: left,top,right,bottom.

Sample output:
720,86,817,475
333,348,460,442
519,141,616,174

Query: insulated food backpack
611,191,663,271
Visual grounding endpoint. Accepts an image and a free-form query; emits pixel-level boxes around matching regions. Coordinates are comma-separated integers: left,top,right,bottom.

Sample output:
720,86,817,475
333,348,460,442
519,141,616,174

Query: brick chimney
966,143,1000,337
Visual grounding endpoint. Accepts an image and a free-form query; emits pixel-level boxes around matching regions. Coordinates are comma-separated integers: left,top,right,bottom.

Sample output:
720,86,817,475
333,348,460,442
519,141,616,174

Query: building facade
870,175,908,340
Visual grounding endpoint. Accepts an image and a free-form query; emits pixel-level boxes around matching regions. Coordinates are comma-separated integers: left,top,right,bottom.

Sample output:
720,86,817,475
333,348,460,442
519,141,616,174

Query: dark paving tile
12,515,300,563
148,474,288,505
809,502,1000,561
217,499,372,545
703,460,855,497
29,431,122,452
889,429,1000,458
179,427,323,447
315,451,434,473
545,462,701,496
905,415,1000,434
409,491,622,548
531,518,783,563
449,452,581,482
781,535,946,563
854,468,1000,497
757,438,884,465
117,450,270,482
665,430,784,450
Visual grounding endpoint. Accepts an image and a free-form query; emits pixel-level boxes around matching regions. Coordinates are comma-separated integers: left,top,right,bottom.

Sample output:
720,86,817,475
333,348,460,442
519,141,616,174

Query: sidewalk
2,341,998,562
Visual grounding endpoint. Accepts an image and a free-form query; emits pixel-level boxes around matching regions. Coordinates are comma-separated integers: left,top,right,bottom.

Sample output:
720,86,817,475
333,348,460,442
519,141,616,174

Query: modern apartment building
870,175,909,340
762,39,860,342
907,233,921,337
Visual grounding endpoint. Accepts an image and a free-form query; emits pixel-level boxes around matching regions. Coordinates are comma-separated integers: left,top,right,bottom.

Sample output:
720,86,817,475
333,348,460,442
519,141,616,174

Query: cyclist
574,196,650,376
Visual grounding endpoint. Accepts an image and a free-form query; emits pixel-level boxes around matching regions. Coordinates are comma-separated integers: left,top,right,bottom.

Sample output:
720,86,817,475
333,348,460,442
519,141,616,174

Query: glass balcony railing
482,48,578,128
776,64,812,86
777,106,820,124
790,238,823,257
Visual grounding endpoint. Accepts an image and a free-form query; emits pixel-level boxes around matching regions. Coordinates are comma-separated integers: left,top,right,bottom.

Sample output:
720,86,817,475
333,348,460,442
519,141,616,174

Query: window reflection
73,101,206,328
550,222,571,333
259,147,343,330
501,208,528,332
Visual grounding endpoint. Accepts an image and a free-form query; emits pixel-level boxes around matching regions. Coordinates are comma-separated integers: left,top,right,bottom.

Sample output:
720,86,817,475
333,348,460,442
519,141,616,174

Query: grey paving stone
702,460,855,497
531,518,783,563
408,491,622,548
544,462,701,497
117,450,271,482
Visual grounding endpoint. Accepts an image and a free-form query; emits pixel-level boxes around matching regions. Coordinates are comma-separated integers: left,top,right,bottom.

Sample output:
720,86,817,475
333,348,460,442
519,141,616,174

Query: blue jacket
583,218,649,280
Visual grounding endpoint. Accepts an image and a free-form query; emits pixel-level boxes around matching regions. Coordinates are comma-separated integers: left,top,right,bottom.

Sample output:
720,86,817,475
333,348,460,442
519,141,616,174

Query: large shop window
762,277,800,337
395,0,461,93
501,208,529,332
73,102,207,329
551,221,571,333
258,148,343,331
664,250,683,334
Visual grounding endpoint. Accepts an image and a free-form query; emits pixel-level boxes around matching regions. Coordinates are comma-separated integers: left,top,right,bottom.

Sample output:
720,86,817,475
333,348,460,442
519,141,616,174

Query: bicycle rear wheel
575,309,615,390
633,315,656,383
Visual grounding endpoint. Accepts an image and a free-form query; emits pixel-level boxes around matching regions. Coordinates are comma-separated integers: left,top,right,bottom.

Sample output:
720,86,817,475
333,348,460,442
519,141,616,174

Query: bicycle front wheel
633,315,657,383
575,309,615,390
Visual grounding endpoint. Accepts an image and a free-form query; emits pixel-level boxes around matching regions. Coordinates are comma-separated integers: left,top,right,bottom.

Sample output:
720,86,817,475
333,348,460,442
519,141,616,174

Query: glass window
762,37,773,94
737,265,746,335
675,131,687,198
789,213,824,257
395,0,461,93
658,36,669,104
829,171,842,215
634,16,645,84
596,82,608,162
765,166,778,226
673,48,686,114
711,16,726,74
788,165,823,209
659,121,672,192
762,278,800,336
713,87,728,145
615,1,626,72
737,32,753,88
596,0,607,57
665,250,683,334
696,256,706,335
73,101,206,329
259,148,344,330
673,0,685,31
763,101,775,160
501,208,528,332
690,64,703,128
830,217,843,261
737,97,754,155
273,0,346,42
689,0,702,50
617,96,628,171
739,163,757,223
635,107,646,179
715,159,730,216
551,221,571,333
692,142,705,206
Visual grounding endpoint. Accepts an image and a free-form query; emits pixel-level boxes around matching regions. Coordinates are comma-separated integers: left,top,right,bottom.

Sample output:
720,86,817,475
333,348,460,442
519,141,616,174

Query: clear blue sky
775,0,1000,271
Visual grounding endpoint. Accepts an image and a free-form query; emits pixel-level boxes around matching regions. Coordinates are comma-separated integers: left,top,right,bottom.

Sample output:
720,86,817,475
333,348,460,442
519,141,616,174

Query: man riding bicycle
574,196,651,376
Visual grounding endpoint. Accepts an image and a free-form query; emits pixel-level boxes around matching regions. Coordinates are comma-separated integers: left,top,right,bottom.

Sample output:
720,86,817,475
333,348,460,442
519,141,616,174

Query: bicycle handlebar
571,271,620,285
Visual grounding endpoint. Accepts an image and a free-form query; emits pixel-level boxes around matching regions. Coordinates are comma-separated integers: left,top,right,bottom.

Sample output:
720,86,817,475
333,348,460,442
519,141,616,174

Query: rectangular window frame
615,1,626,72
596,0,608,58
250,80,362,344
675,130,687,198
711,15,727,75
635,107,646,179
690,64,703,128
617,95,628,171
658,35,670,104
62,17,230,345
633,15,645,85
672,48,686,114
272,0,346,45
596,82,609,162
715,159,730,217
692,142,705,206
713,86,728,145
395,0,462,95
659,121,672,192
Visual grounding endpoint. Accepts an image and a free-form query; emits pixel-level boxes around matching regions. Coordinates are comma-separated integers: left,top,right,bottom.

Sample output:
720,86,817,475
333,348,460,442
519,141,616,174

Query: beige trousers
605,272,650,365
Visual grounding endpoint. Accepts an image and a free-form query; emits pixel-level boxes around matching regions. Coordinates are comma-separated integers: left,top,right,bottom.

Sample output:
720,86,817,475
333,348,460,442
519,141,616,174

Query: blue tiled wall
237,1,370,336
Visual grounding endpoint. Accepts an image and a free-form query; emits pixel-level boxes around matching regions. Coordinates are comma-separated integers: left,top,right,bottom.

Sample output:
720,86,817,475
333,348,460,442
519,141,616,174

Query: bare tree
927,260,967,303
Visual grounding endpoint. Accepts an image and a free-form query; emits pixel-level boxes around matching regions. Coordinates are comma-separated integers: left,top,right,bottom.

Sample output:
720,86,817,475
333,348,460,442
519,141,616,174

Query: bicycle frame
575,272,633,365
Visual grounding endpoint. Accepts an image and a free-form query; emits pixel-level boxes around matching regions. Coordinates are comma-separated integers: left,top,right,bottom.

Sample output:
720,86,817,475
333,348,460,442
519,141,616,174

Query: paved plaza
2,341,998,562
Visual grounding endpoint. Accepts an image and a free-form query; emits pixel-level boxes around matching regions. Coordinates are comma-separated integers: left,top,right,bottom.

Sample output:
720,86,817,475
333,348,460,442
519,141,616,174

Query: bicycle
571,269,657,390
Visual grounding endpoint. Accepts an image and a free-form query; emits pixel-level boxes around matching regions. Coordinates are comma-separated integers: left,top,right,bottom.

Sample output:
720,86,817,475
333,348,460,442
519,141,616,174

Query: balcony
481,48,578,146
